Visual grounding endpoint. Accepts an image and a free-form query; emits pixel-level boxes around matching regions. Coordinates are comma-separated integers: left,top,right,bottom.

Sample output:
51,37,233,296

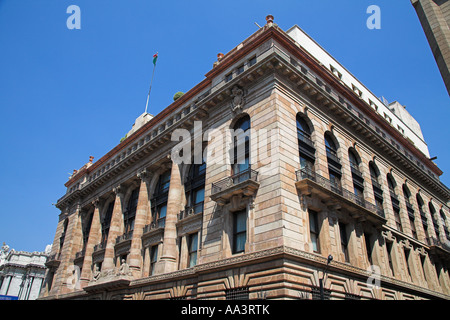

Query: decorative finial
266,15,274,26
89,156,94,163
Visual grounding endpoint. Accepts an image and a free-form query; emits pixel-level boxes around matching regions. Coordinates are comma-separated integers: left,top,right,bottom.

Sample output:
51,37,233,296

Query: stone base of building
38,246,449,300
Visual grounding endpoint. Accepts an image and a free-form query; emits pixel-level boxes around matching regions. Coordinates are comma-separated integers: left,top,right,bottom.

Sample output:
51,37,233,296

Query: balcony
115,230,133,245
143,217,166,234
350,162,363,179
295,168,386,224
405,200,415,216
178,202,203,221
427,236,450,258
45,253,61,268
210,168,259,206
94,240,107,253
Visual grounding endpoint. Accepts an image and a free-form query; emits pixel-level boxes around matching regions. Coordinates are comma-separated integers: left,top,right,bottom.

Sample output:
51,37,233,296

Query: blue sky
0,0,448,253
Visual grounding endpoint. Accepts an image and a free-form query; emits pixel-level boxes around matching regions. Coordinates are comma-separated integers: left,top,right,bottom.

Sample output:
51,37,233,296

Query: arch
402,184,411,200
416,193,425,209
324,131,339,151
369,161,380,180
229,112,250,131
296,113,313,136
348,148,361,168
387,173,397,192
231,113,251,175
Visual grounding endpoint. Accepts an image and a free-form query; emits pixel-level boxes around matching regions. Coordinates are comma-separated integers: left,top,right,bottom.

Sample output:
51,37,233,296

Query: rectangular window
225,73,233,82
248,56,257,67
237,64,244,75
409,216,417,239
386,242,395,276
309,210,320,253
364,233,373,265
233,210,247,254
394,208,403,232
404,249,412,279
188,233,198,268
193,188,205,214
150,245,158,275
339,222,350,263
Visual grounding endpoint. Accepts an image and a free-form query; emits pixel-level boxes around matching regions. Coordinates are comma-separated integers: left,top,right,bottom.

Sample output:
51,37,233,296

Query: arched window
151,170,171,227
417,194,430,244
101,200,115,246
232,115,251,180
428,202,440,239
387,174,397,196
369,162,383,214
440,209,450,240
324,132,341,191
348,149,364,201
185,161,206,216
124,187,139,234
387,174,402,231
402,185,416,239
297,114,315,172
82,210,94,251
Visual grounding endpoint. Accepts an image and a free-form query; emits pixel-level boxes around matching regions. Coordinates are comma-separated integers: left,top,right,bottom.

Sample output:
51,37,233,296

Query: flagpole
145,52,158,114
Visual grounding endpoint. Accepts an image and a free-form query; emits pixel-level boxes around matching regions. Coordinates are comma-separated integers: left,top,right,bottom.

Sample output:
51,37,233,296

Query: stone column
128,169,151,277
142,247,150,278
102,186,124,271
179,235,188,270
155,161,183,274
52,203,82,294
79,199,102,287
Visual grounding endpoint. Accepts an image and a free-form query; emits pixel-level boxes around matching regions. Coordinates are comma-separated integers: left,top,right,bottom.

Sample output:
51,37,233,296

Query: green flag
153,52,158,65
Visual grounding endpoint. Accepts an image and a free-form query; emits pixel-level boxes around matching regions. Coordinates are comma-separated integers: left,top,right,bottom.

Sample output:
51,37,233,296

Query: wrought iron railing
211,168,259,195
296,168,383,219
115,230,133,244
428,236,450,252
93,240,107,252
143,217,166,234
325,147,340,164
178,202,204,220
75,249,85,259
297,133,314,148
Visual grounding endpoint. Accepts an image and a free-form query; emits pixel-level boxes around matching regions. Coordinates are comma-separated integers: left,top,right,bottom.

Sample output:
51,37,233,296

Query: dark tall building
411,0,450,95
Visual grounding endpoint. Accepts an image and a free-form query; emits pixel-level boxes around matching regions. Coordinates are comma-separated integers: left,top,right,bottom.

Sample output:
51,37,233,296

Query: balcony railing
94,240,107,252
297,133,314,148
428,236,450,253
296,168,383,219
178,202,204,221
325,147,340,164
75,249,85,260
405,200,414,214
211,168,259,195
115,230,133,244
350,162,363,178
143,217,166,234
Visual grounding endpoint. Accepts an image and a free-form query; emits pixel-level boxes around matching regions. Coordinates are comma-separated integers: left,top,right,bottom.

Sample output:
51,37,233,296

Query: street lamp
319,254,333,300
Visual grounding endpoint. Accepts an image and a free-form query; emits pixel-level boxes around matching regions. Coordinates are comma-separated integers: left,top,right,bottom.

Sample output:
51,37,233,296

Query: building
40,16,450,300
0,243,51,300
411,0,450,95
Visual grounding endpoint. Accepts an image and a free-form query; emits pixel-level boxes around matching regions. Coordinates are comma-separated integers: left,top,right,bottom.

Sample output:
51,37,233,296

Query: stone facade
411,0,450,95
0,243,50,300
39,16,450,300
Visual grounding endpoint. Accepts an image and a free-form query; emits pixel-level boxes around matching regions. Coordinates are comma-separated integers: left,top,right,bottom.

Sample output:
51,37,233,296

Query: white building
0,243,51,300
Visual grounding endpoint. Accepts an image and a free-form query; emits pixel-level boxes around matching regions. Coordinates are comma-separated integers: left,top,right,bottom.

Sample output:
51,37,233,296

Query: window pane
235,233,246,253
159,204,167,218
194,188,205,204
235,211,246,233
311,234,318,252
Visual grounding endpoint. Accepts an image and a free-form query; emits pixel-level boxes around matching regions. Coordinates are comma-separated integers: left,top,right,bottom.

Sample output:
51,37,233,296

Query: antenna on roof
254,22,262,28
